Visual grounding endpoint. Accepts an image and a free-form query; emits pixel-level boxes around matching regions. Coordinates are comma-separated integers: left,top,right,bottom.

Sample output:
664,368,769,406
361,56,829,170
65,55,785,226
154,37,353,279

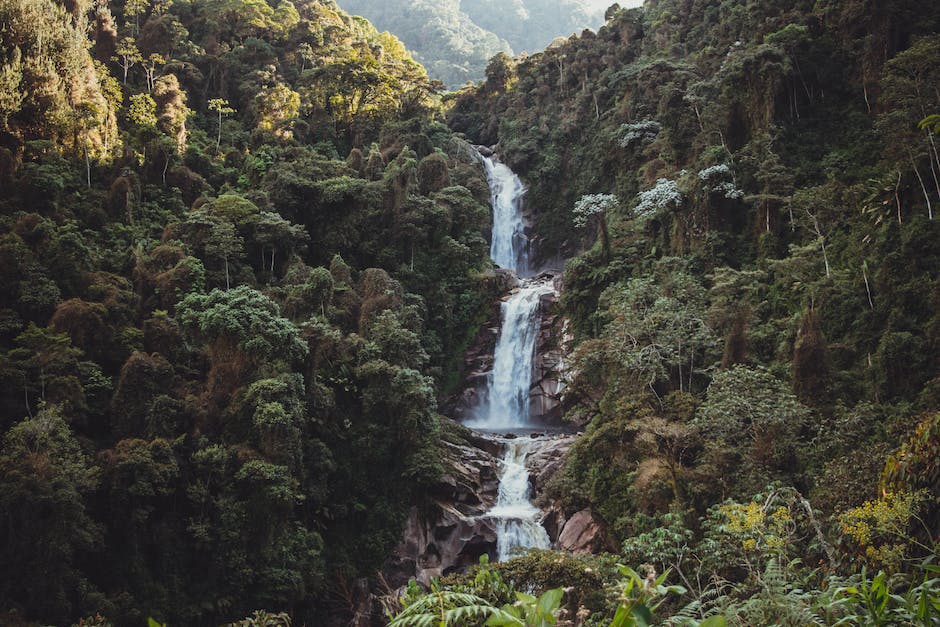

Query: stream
467,153,557,560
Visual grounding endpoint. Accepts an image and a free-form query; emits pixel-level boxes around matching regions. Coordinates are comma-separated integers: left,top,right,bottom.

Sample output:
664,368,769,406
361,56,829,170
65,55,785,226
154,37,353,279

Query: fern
389,590,514,627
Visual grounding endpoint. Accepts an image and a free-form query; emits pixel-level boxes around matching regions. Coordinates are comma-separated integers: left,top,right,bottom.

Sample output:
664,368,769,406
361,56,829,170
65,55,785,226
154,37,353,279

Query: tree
177,287,307,401
0,407,100,624
597,259,717,396
115,37,143,85
124,0,149,34
208,98,235,152
694,366,810,475
204,220,243,290
254,211,309,274
128,93,158,129
573,193,618,259
143,53,166,93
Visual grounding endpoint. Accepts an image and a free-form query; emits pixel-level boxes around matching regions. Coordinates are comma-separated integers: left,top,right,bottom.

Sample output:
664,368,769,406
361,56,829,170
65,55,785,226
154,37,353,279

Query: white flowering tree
573,193,619,258
618,119,661,148
698,164,744,200
634,178,683,217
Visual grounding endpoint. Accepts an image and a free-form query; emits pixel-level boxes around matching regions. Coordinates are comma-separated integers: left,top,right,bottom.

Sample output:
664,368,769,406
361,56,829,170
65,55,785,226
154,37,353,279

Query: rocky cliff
385,431,589,586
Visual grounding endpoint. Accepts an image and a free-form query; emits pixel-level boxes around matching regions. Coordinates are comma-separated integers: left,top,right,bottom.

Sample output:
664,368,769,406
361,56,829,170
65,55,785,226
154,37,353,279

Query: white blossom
618,120,661,148
697,164,744,199
634,178,683,216
573,193,619,227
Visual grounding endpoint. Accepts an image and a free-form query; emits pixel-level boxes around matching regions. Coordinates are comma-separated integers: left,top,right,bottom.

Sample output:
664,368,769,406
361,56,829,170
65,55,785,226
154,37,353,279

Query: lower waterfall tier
385,432,613,586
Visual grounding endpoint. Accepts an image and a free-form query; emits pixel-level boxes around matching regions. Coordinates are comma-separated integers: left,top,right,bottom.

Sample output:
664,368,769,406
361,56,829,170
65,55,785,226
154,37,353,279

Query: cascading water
470,152,555,560
483,156,529,275
488,439,550,561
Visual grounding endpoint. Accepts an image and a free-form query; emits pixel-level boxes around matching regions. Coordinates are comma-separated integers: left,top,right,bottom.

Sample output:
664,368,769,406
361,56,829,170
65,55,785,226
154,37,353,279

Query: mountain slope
337,0,606,87
0,0,495,623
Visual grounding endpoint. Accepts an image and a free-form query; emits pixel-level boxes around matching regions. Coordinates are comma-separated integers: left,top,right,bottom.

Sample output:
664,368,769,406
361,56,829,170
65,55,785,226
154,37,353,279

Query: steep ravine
385,150,609,589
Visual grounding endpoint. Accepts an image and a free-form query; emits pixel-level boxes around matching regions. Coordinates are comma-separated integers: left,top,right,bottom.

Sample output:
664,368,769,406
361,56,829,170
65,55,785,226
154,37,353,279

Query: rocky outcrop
385,431,587,587
529,273,570,423
385,436,502,586
556,509,612,554
446,270,571,426
446,269,516,422
525,433,577,495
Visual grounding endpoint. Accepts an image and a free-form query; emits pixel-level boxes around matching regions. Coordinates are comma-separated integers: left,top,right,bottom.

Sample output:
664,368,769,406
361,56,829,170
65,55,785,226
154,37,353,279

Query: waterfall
488,439,550,561
464,281,554,430
469,152,556,560
483,156,529,275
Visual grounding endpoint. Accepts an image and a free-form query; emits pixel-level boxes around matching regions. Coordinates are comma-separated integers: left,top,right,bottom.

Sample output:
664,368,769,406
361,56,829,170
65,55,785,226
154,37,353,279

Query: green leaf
538,587,563,615
631,604,654,627
698,616,727,627
609,604,633,627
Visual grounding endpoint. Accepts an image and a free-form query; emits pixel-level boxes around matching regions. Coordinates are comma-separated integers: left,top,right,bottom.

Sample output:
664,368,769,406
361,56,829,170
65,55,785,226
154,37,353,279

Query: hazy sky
584,0,645,10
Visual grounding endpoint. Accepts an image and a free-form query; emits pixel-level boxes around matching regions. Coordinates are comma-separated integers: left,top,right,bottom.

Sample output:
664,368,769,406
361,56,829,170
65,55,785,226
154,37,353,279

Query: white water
471,152,554,560
483,156,529,274
465,280,554,430
489,439,550,561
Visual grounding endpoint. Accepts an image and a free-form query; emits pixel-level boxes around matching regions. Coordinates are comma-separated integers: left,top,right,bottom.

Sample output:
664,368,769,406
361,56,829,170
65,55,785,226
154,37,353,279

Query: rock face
446,271,571,426
525,433,577,496
556,508,611,554
446,269,516,423
385,436,501,586
529,273,570,423
385,431,587,587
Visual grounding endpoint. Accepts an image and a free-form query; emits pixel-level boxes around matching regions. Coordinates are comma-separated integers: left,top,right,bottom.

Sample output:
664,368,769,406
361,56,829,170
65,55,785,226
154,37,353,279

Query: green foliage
694,366,810,481
0,407,100,624
390,589,509,627
178,286,307,365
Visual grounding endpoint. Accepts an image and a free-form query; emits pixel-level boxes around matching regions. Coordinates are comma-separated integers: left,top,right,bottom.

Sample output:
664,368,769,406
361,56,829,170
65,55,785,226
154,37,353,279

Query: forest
0,0,939,625
335,0,606,88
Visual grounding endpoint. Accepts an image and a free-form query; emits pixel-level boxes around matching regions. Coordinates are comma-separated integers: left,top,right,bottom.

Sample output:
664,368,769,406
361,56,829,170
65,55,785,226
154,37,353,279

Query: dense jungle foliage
336,0,605,88
3,0,940,624
0,0,499,623
430,0,940,623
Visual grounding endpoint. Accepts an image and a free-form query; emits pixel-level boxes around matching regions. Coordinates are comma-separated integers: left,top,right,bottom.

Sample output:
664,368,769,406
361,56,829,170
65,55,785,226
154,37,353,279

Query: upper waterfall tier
483,156,530,275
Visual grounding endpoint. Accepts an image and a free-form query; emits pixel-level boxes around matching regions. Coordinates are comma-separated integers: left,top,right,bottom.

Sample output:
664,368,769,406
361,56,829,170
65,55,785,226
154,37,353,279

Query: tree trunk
807,211,830,277
84,141,91,189
863,264,874,310
894,171,902,224
598,216,610,261
909,150,932,220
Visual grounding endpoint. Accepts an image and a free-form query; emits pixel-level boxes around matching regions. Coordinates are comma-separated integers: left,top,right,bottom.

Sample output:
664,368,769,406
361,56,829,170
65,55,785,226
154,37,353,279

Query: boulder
525,434,577,495
557,509,611,554
385,435,502,586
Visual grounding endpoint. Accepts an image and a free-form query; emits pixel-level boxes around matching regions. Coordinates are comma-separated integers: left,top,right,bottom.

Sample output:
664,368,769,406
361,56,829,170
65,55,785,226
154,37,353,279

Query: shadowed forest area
0,0,939,625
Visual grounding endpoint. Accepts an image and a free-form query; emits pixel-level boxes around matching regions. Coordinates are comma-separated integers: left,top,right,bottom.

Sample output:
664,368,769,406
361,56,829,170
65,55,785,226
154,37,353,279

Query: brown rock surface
556,508,610,554
385,435,502,586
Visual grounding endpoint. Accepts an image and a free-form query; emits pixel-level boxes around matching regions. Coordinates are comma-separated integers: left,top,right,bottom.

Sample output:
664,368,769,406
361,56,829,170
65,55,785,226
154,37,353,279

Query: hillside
2,0,940,625
0,0,495,623
336,0,606,87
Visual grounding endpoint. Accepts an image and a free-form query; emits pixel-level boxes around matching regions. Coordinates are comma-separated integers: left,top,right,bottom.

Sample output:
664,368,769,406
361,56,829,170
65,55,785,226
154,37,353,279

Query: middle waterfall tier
464,279,555,431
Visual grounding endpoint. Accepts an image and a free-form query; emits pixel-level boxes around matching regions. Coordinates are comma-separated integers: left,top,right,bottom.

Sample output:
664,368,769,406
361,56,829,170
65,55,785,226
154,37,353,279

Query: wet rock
529,283,572,424
525,434,577,495
387,502,498,586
